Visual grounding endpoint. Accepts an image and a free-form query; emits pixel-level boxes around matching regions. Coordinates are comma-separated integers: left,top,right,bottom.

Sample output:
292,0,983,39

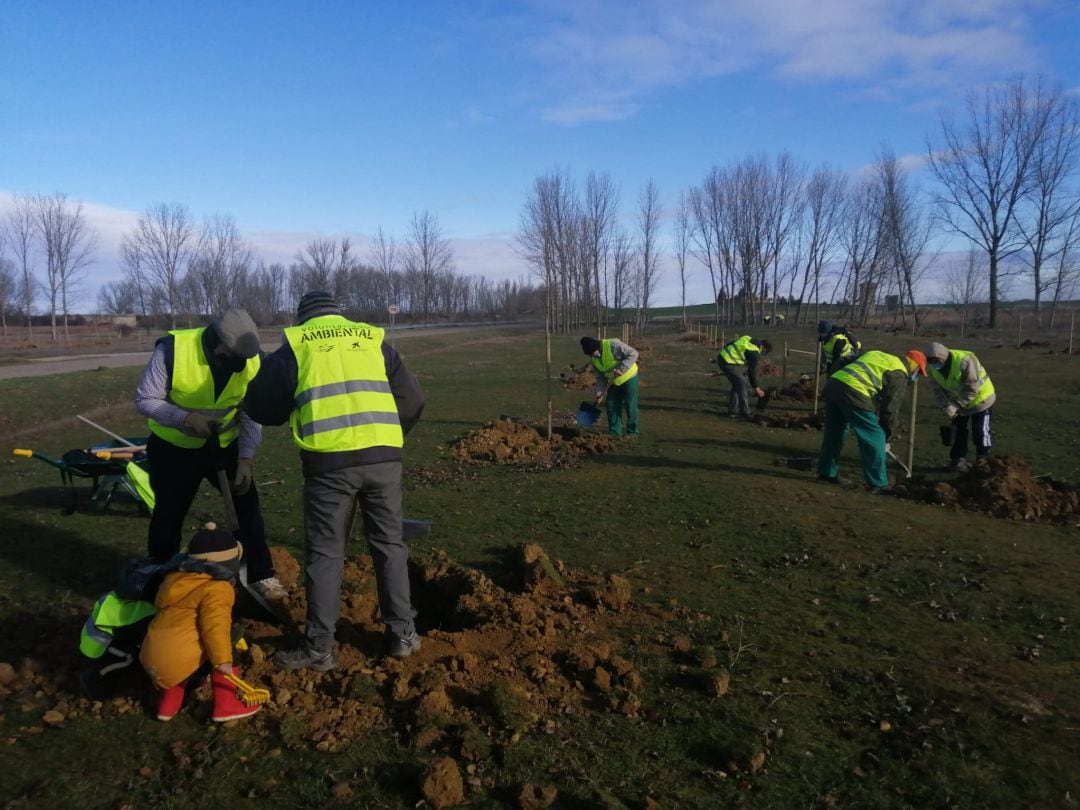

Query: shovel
209,427,287,623
576,382,611,427
886,447,912,479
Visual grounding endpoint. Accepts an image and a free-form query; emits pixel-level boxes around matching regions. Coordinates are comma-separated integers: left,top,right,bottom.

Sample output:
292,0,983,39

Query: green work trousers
817,399,888,488
606,376,639,437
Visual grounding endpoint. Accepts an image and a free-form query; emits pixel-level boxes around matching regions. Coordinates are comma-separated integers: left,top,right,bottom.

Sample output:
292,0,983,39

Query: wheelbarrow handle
12,448,32,458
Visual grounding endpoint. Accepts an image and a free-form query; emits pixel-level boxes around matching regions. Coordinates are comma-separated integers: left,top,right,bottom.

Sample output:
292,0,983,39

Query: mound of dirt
0,544,729,806
757,358,782,377
1018,339,1050,350
764,376,816,403
750,412,823,430
449,419,619,467
560,365,595,390
892,454,1080,524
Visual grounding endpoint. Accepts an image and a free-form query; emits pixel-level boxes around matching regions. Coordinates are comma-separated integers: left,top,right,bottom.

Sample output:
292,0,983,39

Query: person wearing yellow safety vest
580,336,640,436
817,349,927,492
716,335,773,419
924,342,996,472
244,291,427,669
134,309,284,603
817,320,862,374
77,591,156,701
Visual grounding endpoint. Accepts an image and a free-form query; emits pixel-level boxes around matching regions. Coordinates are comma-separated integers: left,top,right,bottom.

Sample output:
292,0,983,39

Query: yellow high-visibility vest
284,315,404,453
147,328,260,449
929,350,994,408
831,350,906,398
719,335,763,366
591,339,638,386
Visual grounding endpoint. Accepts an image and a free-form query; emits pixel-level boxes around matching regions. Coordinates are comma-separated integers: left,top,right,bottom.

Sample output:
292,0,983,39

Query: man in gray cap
244,291,426,667
134,308,284,601
924,342,996,471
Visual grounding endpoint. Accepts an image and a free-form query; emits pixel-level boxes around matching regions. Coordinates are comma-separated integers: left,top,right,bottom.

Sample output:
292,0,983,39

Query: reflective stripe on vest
823,334,855,361
284,316,404,453
929,350,994,408
831,351,906,398
590,339,638,386
719,335,761,366
79,592,157,659
147,328,261,449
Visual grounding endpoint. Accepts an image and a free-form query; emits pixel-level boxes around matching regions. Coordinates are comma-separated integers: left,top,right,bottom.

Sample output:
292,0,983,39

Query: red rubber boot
211,669,260,722
156,680,187,721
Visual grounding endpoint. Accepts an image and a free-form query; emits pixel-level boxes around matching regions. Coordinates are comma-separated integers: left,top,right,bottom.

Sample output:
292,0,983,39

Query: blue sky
2,1,1078,308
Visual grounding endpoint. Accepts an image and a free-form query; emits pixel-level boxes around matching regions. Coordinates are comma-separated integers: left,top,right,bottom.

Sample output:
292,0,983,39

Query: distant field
0,323,1078,808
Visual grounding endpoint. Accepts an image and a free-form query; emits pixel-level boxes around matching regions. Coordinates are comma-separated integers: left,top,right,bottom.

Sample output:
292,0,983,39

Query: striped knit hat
296,290,342,324
187,522,243,563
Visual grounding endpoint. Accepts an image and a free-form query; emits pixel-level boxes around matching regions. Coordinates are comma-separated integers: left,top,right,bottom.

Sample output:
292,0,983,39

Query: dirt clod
449,419,618,467
421,756,466,808
518,783,558,808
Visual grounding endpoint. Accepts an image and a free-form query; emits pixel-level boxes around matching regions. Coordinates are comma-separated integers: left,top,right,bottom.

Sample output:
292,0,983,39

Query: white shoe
251,576,287,601
945,458,970,473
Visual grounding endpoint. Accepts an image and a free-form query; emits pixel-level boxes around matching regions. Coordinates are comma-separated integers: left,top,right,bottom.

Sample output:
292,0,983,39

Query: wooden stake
812,343,822,415
1070,312,1075,356
906,377,918,475
1017,312,1023,348
782,341,788,388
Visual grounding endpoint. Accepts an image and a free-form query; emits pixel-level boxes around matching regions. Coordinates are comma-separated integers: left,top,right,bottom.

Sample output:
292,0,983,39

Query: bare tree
582,172,619,330
837,178,886,325
0,257,16,336
403,211,454,320
1048,205,1080,327
673,191,693,328
370,227,398,311
635,179,663,333
942,249,989,337
125,203,196,328
794,165,847,324
190,214,253,315
97,278,141,315
876,149,934,327
927,76,1061,327
5,194,38,335
34,193,97,343
1016,88,1080,326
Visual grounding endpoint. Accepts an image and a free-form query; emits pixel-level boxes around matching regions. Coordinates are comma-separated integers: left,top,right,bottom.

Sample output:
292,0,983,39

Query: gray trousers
303,461,416,652
721,363,751,416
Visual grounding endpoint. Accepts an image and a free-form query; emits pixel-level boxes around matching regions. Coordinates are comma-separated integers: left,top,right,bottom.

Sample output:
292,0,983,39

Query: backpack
113,556,182,603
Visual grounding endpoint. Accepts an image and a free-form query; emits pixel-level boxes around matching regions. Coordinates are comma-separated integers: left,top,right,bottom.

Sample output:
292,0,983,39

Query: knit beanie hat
211,309,261,359
296,290,342,324
924,342,950,364
187,522,243,564
580,336,602,355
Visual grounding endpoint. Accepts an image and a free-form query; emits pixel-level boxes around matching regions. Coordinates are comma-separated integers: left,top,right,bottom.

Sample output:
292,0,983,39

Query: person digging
580,336,640,437
716,335,773,419
816,349,927,494
924,342,996,472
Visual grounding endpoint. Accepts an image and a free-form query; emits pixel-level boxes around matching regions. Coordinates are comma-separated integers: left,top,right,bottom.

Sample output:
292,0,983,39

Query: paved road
0,351,154,380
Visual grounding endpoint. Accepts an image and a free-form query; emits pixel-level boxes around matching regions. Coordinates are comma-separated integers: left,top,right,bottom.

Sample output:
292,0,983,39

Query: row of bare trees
101,206,538,327
0,193,97,340
519,75,1080,332
516,168,665,334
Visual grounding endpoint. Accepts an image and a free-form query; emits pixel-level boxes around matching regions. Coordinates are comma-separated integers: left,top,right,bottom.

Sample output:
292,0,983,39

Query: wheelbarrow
12,437,152,514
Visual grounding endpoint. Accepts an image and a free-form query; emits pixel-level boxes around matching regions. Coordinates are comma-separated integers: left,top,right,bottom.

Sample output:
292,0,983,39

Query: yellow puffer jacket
139,571,234,689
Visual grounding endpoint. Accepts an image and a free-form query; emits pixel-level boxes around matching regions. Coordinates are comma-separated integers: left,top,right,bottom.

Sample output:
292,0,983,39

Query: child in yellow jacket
140,523,259,722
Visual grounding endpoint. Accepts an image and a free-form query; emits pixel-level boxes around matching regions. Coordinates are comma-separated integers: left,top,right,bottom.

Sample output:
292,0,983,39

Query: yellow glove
233,458,253,496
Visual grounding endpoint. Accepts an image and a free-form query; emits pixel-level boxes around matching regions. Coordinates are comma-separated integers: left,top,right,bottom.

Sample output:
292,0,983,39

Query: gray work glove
943,403,959,419
183,412,220,439
232,458,253,496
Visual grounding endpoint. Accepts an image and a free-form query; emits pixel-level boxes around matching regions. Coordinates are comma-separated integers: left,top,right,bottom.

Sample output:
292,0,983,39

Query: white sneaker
251,576,287,601
945,458,970,473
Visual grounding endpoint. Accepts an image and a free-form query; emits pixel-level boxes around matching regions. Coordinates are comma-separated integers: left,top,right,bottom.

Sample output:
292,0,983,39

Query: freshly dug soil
750,411,823,430
0,544,728,806
765,376,816,403
449,419,619,466
892,454,1080,524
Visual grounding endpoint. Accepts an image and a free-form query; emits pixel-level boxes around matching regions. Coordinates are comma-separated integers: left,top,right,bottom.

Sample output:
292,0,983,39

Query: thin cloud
521,0,1043,124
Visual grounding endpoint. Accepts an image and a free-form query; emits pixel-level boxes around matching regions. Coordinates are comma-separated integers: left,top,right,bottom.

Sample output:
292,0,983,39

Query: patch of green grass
1,324,1079,807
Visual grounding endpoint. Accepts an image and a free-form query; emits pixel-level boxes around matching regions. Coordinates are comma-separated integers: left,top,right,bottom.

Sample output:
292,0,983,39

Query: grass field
1,323,1078,808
